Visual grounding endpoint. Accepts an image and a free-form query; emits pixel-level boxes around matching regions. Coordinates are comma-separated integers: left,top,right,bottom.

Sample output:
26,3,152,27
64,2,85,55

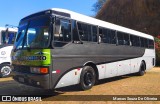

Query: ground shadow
0,73,137,100
96,73,137,85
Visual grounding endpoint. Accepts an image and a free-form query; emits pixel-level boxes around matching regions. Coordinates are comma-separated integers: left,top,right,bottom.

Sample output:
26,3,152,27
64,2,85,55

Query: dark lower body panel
12,71,50,89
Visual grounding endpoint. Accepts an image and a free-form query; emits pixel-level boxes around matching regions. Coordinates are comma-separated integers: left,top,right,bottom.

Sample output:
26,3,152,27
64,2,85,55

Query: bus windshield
15,16,50,50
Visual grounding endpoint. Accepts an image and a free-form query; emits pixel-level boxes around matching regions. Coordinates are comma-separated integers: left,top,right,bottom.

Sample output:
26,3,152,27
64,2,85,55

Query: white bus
0,27,17,77
11,8,155,90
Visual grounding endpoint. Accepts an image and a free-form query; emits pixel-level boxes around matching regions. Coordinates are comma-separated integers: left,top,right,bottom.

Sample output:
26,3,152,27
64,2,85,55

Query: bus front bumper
12,71,50,89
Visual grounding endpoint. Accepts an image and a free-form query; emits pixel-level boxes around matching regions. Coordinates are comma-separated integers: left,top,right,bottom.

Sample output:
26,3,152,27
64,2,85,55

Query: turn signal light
30,67,48,74
40,68,48,74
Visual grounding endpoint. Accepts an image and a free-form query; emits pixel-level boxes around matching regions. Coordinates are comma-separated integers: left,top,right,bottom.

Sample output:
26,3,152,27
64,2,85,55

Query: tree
155,36,160,66
92,0,107,13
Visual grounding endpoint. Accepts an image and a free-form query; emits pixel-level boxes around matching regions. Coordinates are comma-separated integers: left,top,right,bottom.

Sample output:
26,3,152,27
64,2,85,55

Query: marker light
30,67,48,74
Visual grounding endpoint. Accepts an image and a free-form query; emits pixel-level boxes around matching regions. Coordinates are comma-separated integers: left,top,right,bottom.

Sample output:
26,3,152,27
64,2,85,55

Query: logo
1,51,6,55
1,96,42,102
34,51,49,55
2,96,11,101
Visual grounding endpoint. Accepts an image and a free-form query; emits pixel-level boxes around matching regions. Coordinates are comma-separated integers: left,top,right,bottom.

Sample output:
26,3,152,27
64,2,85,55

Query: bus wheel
137,62,145,76
0,64,12,78
80,66,96,90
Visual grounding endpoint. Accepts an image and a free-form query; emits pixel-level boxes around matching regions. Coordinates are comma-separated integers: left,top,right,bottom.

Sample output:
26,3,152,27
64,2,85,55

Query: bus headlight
30,67,48,74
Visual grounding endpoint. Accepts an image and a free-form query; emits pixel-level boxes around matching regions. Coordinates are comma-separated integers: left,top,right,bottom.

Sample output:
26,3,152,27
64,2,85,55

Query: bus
11,8,155,90
0,27,17,77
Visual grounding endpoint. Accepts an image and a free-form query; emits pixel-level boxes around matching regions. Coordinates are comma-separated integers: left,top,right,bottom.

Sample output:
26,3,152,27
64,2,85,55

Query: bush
155,37,160,66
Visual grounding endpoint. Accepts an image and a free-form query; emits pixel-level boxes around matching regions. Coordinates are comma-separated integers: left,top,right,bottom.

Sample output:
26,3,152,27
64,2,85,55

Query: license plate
18,77,24,83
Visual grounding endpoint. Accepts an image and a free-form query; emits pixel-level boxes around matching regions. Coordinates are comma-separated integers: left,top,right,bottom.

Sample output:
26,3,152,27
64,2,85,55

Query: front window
54,18,71,47
15,16,50,50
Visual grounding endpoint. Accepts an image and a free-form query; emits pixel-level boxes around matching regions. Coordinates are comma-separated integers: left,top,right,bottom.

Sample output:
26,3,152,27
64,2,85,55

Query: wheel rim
84,71,93,86
1,66,11,76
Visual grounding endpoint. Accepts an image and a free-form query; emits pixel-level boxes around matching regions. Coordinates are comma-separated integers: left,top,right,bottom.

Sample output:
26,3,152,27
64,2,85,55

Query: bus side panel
130,58,139,73
142,49,155,70
117,60,130,76
97,64,105,79
0,46,13,64
55,68,82,88
105,62,118,78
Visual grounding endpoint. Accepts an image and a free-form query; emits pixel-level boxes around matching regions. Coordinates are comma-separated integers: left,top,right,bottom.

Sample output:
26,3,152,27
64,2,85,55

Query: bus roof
0,27,17,32
51,8,154,40
20,8,154,40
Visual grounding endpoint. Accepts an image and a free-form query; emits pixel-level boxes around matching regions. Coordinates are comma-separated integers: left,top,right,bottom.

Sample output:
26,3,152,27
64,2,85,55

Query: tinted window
77,22,97,42
15,16,50,50
148,40,154,49
92,26,97,42
117,32,129,45
130,35,140,47
1,31,16,45
55,18,71,42
78,22,91,41
99,28,116,44
72,20,79,41
144,38,148,48
140,37,148,48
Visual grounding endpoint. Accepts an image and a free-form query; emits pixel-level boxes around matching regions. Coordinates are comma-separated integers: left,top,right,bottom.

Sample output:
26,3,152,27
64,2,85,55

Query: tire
137,62,145,76
0,64,12,78
79,66,96,90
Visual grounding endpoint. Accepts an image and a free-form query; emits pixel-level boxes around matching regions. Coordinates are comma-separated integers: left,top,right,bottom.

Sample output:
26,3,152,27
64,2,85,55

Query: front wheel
0,64,12,78
79,66,96,90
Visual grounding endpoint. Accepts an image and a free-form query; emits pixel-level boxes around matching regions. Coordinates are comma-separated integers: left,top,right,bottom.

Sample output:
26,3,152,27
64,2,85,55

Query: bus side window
130,35,140,47
77,22,98,42
77,22,92,42
148,40,154,49
72,20,80,42
117,32,129,46
8,32,15,44
117,32,124,45
98,28,108,43
2,31,6,44
98,28,103,43
109,30,116,44
92,26,97,42
54,18,71,42
140,37,147,47
144,38,148,48
98,28,116,44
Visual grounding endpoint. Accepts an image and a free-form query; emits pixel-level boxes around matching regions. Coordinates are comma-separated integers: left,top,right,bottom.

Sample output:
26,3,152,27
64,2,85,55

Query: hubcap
84,71,93,86
1,66,11,76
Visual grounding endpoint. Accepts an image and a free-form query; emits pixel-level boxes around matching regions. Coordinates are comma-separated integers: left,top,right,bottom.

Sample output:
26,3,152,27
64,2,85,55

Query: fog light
30,67,41,73
37,82,40,85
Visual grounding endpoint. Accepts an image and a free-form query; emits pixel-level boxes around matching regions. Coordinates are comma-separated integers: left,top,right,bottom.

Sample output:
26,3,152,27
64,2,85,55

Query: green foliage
155,37,160,66
92,0,107,13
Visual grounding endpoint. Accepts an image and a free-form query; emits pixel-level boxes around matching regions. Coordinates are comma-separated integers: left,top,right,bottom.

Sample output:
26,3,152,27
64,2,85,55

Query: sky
0,0,97,27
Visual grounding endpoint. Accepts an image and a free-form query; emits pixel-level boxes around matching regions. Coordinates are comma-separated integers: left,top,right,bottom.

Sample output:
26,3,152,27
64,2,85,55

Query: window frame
117,31,130,46
130,35,141,47
98,27,116,45
77,21,98,43
53,16,72,47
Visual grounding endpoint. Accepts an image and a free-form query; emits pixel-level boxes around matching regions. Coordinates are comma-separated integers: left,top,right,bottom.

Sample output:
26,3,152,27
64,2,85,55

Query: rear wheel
79,66,96,90
0,64,12,78
137,62,145,76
